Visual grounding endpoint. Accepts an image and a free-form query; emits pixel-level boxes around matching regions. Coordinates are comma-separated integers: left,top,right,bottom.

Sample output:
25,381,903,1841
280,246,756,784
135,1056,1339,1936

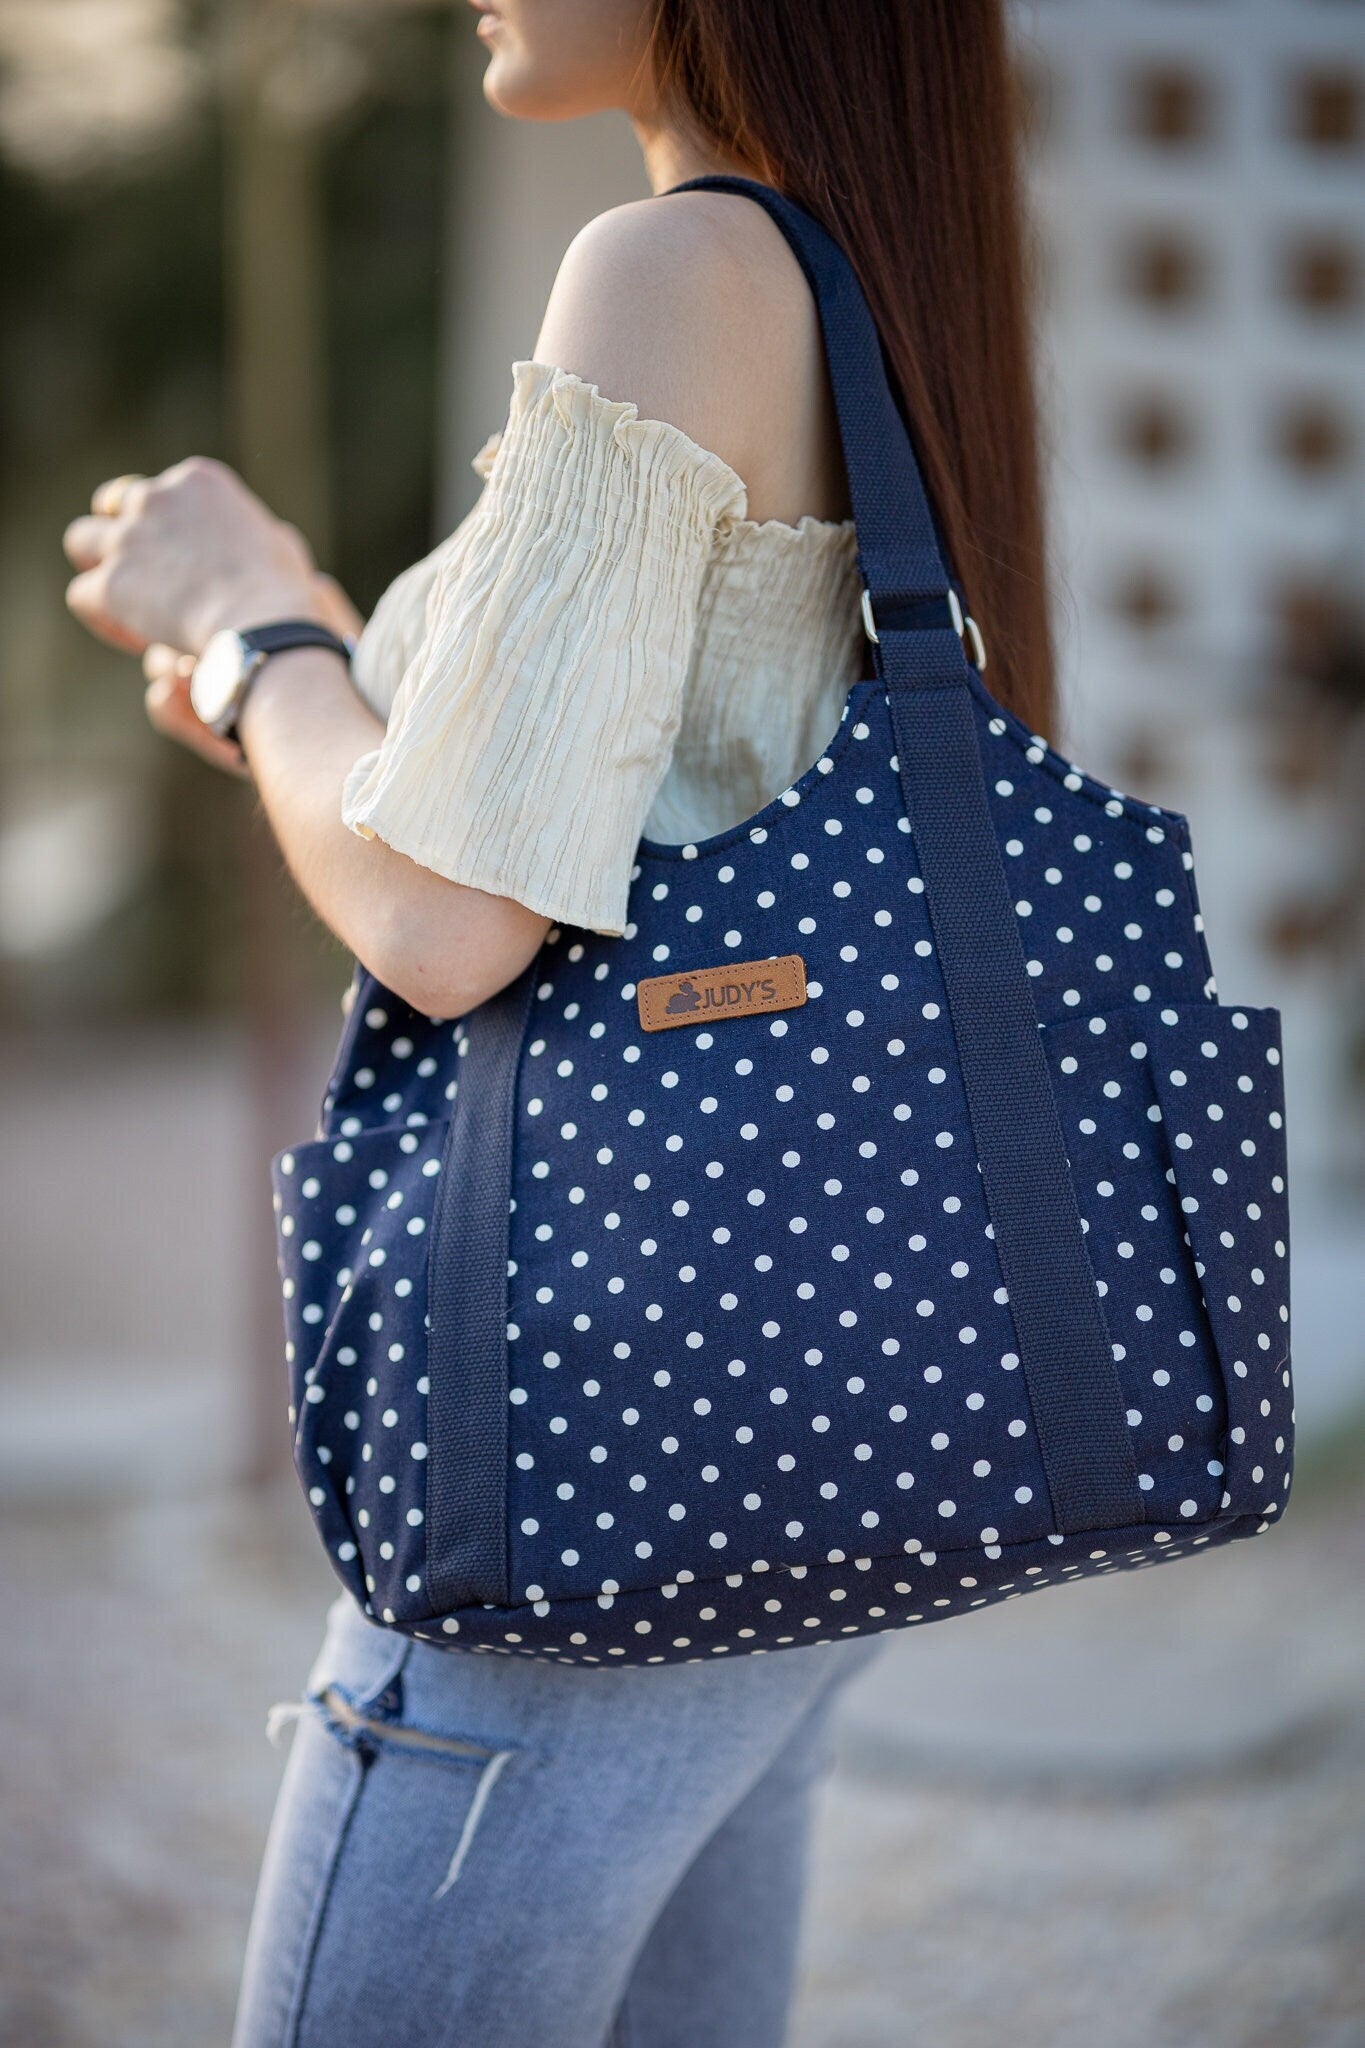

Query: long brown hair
650,0,1054,734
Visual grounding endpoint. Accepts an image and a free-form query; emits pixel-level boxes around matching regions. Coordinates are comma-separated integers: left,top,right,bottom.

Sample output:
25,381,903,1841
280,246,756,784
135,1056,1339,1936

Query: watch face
190,630,253,732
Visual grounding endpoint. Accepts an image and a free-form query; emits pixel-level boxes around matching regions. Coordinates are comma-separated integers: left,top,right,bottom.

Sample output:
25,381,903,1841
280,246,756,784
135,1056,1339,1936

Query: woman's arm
236,644,550,1016
63,455,549,1016
63,194,806,1014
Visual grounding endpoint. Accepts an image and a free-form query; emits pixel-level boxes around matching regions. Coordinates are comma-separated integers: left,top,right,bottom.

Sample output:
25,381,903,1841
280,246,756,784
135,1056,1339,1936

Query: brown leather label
637,954,807,1033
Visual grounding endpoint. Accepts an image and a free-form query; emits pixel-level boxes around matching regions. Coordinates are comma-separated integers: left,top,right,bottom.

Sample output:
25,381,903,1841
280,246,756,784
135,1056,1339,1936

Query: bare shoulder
532,192,830,512
547,190,804,303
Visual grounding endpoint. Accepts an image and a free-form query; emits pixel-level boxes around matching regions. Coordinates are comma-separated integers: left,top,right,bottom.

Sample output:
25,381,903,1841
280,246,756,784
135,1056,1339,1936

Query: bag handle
667,174,1146,1535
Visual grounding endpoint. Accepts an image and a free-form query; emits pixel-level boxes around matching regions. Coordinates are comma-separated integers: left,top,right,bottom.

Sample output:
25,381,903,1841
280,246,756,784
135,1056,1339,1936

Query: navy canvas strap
671,175,1143,1532
886,675,1145,1530
425,964,538,1609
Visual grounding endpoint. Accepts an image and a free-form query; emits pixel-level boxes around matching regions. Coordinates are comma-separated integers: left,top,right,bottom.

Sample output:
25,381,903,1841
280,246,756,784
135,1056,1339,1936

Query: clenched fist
62,455,319,658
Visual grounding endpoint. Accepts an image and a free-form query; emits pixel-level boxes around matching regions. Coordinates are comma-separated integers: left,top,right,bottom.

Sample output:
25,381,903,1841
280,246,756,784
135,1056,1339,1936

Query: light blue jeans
232,1590,880,2048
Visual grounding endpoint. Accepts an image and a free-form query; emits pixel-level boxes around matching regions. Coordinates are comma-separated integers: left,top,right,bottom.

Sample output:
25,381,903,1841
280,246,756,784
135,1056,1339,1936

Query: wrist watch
189,618,356,746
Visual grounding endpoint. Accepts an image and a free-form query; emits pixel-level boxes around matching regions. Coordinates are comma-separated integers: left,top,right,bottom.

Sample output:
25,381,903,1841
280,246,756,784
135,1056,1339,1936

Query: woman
62,2,1052,2040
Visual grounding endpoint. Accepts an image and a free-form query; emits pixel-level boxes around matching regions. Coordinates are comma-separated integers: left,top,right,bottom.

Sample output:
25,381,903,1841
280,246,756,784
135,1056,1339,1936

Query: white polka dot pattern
272,671,1294,1665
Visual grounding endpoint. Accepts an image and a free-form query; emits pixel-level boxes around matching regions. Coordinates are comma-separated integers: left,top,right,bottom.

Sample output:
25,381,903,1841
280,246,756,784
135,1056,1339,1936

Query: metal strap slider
861,586,988,671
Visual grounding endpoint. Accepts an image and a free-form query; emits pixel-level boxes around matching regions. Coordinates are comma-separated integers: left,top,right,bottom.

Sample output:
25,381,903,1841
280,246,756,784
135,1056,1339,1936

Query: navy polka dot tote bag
271,178,1293,1665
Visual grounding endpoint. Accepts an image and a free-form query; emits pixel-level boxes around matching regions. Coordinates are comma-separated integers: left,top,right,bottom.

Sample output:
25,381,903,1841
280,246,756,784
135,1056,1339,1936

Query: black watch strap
240,619,354,663
222,618,354,746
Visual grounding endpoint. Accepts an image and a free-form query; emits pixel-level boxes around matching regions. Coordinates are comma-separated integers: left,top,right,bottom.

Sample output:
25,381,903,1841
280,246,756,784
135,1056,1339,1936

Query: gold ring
93,472,146,518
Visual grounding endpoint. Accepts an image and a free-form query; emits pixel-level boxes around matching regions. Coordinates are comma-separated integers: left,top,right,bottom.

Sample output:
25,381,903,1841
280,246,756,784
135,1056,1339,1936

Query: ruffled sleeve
340,359,748,936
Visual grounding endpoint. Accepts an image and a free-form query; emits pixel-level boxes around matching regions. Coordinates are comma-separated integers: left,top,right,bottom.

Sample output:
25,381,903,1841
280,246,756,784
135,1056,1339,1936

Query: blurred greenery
0,2,456,1023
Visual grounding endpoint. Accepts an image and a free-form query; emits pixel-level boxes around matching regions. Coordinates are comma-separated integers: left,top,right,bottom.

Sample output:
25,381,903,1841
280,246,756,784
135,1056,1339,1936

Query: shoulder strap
667,174,1145,1536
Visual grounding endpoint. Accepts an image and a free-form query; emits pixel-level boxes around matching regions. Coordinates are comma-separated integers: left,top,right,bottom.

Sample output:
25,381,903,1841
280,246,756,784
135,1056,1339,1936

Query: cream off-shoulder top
342,359,865,938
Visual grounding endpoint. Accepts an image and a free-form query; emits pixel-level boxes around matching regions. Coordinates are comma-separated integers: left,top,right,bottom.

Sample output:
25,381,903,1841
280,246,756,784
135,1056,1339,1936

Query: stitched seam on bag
969,669,1192,839
406,1508,1259,1631
636,668,1192,881
1166,810,1219,994
1036,996,1277,1042
319,964,380,1124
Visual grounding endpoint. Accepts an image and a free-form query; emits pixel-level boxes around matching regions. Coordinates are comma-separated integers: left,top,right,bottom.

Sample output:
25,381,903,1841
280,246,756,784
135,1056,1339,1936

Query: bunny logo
665,978,701,1015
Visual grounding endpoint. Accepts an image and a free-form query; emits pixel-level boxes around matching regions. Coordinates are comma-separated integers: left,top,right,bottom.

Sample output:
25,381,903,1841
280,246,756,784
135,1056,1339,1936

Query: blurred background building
1,5,1362,2046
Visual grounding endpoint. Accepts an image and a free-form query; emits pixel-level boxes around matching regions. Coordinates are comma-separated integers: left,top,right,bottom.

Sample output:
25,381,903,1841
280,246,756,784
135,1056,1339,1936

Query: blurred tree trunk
222,0,333,1485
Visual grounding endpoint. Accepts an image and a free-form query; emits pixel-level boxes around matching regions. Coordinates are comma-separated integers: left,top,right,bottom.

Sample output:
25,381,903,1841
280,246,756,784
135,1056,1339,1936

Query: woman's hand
63,460,366,777
141,644,255,778
60,462,543,1016
62,457,319,658
139,568,365,780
